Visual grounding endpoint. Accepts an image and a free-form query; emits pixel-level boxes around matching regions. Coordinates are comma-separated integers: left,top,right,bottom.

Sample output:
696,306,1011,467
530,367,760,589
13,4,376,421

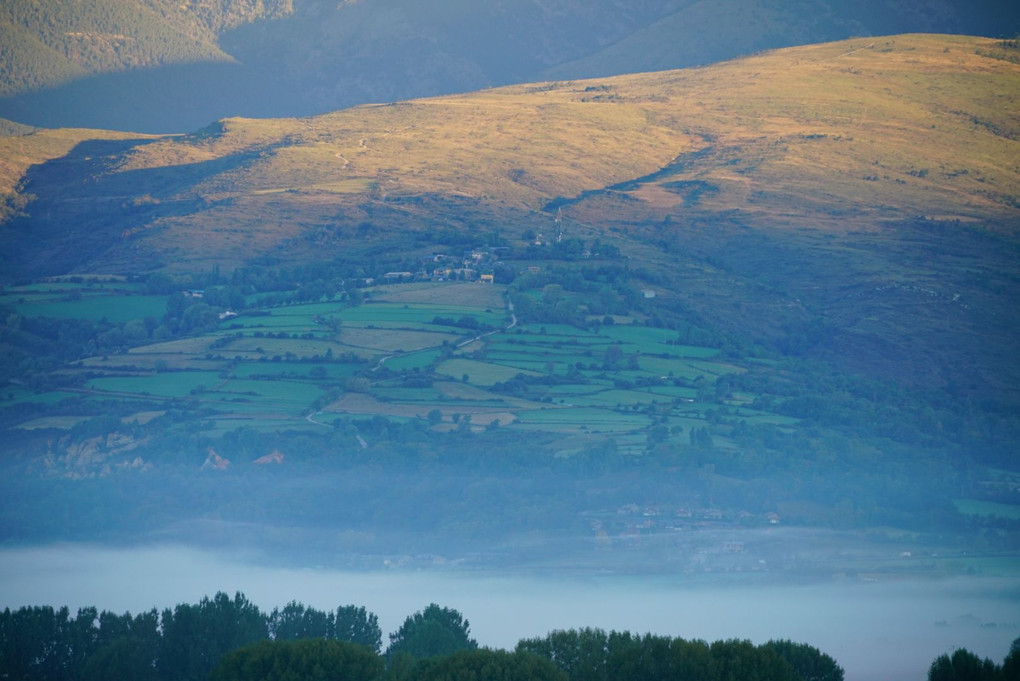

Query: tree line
6,590,1018,681
0,592,847,681
928,641,1020,681
0,592,380,681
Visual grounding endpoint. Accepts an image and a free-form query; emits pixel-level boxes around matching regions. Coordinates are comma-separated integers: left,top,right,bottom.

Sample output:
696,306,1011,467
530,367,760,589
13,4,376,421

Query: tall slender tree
386,604,476,661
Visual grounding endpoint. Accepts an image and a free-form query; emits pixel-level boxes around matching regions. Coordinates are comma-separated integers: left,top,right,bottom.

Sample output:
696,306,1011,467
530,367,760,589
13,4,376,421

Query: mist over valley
1,544,1018,681
0,4,1019,681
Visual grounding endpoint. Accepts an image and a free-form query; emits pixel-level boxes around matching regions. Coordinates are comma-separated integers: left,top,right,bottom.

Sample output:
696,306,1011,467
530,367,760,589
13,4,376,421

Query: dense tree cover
407,648,566,681
0,0,293,98
0,605,104,681
386,604,478,661
0,593,383,681
1,596,852,681
514,628,841,681
267,603,381,652
211,639,384,681
159,592,268,681
1006,639,1020,680
335,606,385,654
927,639,1020,681
507,265,644,329
764,640,844,681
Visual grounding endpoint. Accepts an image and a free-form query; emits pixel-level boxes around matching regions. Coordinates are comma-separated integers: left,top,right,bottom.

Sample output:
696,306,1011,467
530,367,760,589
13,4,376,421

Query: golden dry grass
0,127,156,219
370,282,506,307
3,34,1018,264
338,327,460,352
151,35,1020,227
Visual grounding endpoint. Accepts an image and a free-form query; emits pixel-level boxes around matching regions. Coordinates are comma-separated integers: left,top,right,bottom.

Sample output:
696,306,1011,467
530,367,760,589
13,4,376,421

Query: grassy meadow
0,278,799,457
3,35,1017,277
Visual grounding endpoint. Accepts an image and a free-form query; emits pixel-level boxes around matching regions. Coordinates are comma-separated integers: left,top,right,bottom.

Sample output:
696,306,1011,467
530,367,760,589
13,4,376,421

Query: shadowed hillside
1,34,1018,405
0,35,1018,577
0,0,293,97
3,35,1016,266
0,0,1017,132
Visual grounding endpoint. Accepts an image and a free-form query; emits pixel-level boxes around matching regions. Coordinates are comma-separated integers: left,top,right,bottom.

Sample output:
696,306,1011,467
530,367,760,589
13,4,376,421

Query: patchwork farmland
3,279,795,456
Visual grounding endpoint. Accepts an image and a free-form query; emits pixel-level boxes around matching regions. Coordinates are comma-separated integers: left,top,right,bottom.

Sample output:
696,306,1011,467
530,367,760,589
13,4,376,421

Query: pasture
232,361,360,380
339,327,458,353
4,279,796,443
337,303,505,328
11,415,93,430
515,407,653,433
953,499,1020,521
435,358,542,385
383,349,443,372
210,378,325,407
86,372,223,398
10,293,168,323
370,282,506,308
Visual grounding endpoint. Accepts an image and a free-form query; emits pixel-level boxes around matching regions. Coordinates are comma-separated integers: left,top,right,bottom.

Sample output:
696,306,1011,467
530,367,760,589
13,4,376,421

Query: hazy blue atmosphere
1,2,1019,681
2,545,1018,681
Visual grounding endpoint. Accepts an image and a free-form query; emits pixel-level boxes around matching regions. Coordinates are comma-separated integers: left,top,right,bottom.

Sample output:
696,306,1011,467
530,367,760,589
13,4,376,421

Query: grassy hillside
0,35,1017,569
562,34,1020,228
0,118,36,137
0,127,155,223
1,0,1018,132
0,34,1017,401
1,36,1017,402
0,267,1015,571
544,0,1020,79
2,35,1016,268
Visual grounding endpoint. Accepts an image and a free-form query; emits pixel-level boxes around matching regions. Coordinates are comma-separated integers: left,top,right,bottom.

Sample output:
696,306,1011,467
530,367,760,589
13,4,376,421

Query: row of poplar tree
2,590,851,681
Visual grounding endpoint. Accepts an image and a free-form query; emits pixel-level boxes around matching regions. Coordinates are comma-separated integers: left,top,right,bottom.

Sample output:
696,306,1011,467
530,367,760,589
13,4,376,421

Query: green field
565,389,674,407
373,386,446,403
231,361,360,380
383,349,444,372
259,301,348,318
339,327,457,353
953,499,1020,520
435,358,542,385
12,415,94,430
599,325,720,358
224,315,323,329
0,389,81,406
336,303,506,327
11,294,168,323
3,279,798,441
87,372,224,398
222,337,348,358
515,407,652,433
211,378,325,406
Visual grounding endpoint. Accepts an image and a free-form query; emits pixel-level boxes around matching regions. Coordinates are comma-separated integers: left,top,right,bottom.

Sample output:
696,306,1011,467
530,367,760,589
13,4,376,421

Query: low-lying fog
1,545,1016,681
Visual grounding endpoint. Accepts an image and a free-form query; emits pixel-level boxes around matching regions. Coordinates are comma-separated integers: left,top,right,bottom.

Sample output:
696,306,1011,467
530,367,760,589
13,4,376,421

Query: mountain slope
0,34,1018,404
3,35,1016,265
543,0,1020,79
1,35,1019,565
0,127,154,223
0,0,292,97
0,0,1018,132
